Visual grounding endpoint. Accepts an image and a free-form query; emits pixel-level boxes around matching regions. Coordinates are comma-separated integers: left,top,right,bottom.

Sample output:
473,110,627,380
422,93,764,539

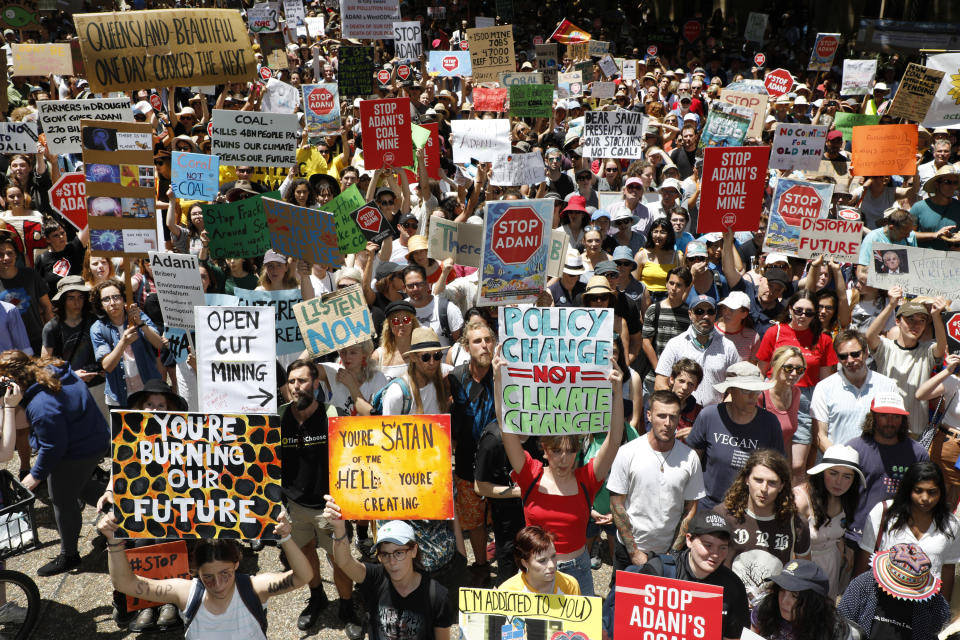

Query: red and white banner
614,571,724,640
697,146,769,233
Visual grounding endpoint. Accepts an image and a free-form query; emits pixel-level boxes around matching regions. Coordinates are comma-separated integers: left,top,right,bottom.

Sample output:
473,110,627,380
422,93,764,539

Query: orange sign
124,541,190,611
328,415,454,520
851,124,918,177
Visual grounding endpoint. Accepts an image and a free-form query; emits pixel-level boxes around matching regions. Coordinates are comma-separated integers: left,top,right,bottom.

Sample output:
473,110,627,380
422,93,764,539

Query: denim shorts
557,549,595,596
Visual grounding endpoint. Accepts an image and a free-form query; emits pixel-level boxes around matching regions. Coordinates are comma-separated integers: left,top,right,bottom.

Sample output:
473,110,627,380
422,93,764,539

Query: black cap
127,379,189,412
385,300,416,317
764,267,791,288
398,213,418,226
376,186,397,199
769,560,830,598
375,262,404,280
687,511,732,537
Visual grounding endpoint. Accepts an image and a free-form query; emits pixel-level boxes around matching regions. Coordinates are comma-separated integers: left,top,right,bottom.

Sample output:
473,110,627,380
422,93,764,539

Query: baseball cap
624,176,644,189
685,241,707,259
763,268,791,288
826,129,844,141
375,262,404,280
263,249,286,264
718,291,750,311
376,520,416,546
871,392,909,416
765,252,790,266
895,300,930,319
688,511,732,537
690,294,716,309
659,178,683,194
769,560,830,598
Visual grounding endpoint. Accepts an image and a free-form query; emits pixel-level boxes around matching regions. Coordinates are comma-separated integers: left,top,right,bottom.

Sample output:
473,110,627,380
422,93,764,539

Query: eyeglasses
419,352,443,362
687,256,707,263
405,280,426,289
792,308,816,318
625,185,642,191
101,294,124,303
818,304,835,311
377,547,411,563
616,261,634,268
940,179,960,186
583,225,601,232
390,315,413,326
604,167,618,173
236,168,253,174
380,199,396,206
781,364,807,374
692,307,716,316
401,222,418,230
547,156,561,162
837,349,863,360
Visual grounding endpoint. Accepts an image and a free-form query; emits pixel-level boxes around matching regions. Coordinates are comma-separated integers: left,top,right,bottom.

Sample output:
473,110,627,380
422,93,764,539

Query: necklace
652,447,673,472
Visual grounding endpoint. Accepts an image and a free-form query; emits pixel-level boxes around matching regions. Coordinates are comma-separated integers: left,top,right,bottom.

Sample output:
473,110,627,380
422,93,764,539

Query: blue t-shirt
858,227,918,266
911,198,960,251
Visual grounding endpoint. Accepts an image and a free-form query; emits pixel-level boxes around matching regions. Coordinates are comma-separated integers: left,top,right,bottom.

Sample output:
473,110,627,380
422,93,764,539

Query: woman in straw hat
380,326,450,416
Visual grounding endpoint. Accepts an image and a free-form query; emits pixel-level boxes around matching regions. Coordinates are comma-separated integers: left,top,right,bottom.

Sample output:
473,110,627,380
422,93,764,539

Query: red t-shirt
510,451,603,554
755,323,838,388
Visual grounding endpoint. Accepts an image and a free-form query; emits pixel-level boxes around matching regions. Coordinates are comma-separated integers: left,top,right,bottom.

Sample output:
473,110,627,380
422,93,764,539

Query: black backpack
183,573,267,636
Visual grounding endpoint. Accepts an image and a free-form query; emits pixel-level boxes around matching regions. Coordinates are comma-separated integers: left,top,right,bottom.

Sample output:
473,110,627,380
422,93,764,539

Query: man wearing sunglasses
401,264,462,348
390,213,419,265
809,330,899,456
911,165,960,252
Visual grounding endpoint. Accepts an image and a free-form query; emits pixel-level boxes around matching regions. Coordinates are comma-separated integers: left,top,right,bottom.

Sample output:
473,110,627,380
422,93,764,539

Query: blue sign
427,51,472,77
233,287,304,356
171,151,219,201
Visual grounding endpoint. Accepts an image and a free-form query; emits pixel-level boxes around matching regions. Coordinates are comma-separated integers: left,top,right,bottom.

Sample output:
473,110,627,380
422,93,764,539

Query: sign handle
123,258,134,306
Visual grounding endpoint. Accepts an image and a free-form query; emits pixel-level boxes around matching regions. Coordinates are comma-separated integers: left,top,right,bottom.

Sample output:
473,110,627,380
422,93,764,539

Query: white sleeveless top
181,579,266,640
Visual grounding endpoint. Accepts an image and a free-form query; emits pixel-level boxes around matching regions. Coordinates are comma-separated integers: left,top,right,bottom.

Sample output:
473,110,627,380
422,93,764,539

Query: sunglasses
837,349,863,360
380,199,396,206
401,222,418,230
390,315,413,326
616,261,634,267
615,219,633,226
781,364,807,374
687,256,707,263
692,307,716,316
940,179,960,186
792,308,816,318
419,352,443,362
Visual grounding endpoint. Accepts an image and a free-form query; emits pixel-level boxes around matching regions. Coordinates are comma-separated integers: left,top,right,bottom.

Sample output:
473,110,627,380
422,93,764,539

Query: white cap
562,251,585,276
718,290,750,311
659,178,684,194
765,252,790,266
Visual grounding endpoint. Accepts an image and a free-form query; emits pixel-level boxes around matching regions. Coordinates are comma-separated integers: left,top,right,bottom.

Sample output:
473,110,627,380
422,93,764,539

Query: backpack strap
657,553,678,580
438,298,450,342
235,573,268,635
874,500,890,554
182,578,205,633
394,376,413,415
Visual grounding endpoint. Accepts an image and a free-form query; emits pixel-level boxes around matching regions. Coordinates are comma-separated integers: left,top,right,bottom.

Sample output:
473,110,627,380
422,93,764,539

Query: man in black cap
390,212,419,264
721,232,788,338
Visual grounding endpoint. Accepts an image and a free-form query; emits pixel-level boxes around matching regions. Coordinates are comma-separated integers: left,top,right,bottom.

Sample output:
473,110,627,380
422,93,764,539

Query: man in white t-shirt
402,263,463,348
608,390,705,573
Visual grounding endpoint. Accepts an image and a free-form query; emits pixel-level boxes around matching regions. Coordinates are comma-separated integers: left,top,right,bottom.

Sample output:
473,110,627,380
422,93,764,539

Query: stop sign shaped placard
947,313,960,344
683,21,701,43
764,68,793,97
816,35,839,59
259,66,272,81
777,185,823,226
48,172,87,231
491,206,544,264
442,56,459,72
355,205,382,233
376,69,391,85
307,86,335,116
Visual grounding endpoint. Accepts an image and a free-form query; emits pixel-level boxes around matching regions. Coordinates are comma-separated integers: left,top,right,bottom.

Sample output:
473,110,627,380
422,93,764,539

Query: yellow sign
458,588,602,640
11,43,73,76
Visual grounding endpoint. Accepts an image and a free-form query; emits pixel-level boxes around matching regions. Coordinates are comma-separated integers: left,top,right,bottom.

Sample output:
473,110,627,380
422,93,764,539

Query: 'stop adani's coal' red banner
359,97,413,170
697,146,769,233
614,571,723,640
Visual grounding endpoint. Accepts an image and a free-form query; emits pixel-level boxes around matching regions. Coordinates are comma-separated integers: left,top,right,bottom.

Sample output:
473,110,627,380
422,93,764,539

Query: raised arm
721,229,742,289
323,495,367,584
931,297,949,360
591,364,625,482
917,354,960,401
493,348,527,475
250,512,313,600
865,285,901,351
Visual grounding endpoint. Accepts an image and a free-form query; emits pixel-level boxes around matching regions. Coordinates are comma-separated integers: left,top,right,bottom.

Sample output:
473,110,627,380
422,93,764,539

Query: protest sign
466,25,515,84
841,59,877,95
888,63,946,122
699,102,752,148
197,305,278,413
557,70,583,98
350,201,393,244
305,15,325,37
451,119,511,164
808,33,841,71
302,83,341,137
479,199,552,306
763,68,793,97
851,124,918,176
581,110,646,159
499,71,542,86
546,229,569,278
233,287,303,356
339,0,400,39
614,571,723,640
111,411,281,538
261,78,300,114
592,81,616,99
38,98,133,157
697,146,769,233
833,112,880,143
81,120,157,261
318,184,368,254
868,243,960,298
294,284,373,357
567,41,589,61
338,45,374,96
73,10,255,92
922,53,960,129
148,251,205,330
0,121,38,154
393,21,422,60
509,84,553,118
797,218,863,263
719,89,768,139
598,55,619,79
459,588,602,640
535,43,559,71
588,39,609,56
359,98,412,169
211,109,299,167
247,3,280,32
744,11,768,42
498,306,613,434
328,414,454,520
262,197,344,268
282,0,306,28
574,59,594,84
769,123,828,172
427,50,471,76
201,191,277,259
171,151,219,201
428,216,483,268
491,151,546,186
762,178,834,255
418,122,442,181
622,59,638,81
124,541,191,611
11,43,72,76
473,87,507,113
48,173,87,231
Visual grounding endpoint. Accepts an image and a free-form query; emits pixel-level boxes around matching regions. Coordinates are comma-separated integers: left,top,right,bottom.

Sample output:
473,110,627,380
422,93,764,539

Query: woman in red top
493,350,624,597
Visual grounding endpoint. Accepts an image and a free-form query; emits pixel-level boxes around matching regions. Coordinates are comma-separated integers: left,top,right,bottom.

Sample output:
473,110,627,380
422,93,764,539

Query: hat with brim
225,180,259,202
807,444,866,486
127,379,189,412
923,164,960,194
404,327,444,355
375,262,404,280
769,560,830,598
385,299,416,318
872,543,941,601
52,275,90,302
310,173,341,196
714,361,774,393
562,252,586,276
583,275,615,298
407,235,428,253
376,520,416,547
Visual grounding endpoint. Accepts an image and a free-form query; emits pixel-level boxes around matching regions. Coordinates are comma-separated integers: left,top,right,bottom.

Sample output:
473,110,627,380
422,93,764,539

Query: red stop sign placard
355,205,382,233
777,185,823,226
754,52,766,67
307,86,335,115
259,66,272,81
149,93,163,112
683,21,701,43
764,68,793,97
491,207,544,264
48,173,87,231
646,45,657,57
947,313,960,343
376,69,391,85
441,56,459,72
816,35,839,59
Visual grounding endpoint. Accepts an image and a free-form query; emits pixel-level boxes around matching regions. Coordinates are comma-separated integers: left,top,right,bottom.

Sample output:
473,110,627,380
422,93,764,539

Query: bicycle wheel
0,569,40,640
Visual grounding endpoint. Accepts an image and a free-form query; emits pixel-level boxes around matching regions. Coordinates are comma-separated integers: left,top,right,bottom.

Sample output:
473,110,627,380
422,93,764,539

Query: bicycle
0,469,41,639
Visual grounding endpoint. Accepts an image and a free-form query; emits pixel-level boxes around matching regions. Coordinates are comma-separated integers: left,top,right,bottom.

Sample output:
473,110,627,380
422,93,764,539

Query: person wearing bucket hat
380,327,449,415
560,195,590,247
547,250,587,307
752,560,858,640
608,176,654,238
839,543,949,639
912,164,960,252
607,245,647,302
127,378,189,412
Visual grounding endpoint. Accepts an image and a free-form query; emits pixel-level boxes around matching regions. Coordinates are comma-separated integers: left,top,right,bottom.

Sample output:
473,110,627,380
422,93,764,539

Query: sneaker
128,607,157,633
338,599,359,625
37,553,81,577
356,537,374,559
297,588,328,631
0,602,27,624
590,543,602,570
156,603,181,630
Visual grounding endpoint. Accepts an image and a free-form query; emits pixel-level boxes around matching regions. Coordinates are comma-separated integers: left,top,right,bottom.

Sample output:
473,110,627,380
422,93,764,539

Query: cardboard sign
479,199,552,306
622,59,638,81
491,151,546,186
509,84,553,118
591,81,615,99
197,305,277,414
111,411,281,538
888,63,946,122
148,252,206,330
841,59,877,95
339,0,400,39
0,121,38,154
328,415,454,520
808,33,841,71
393,20,422,60
473,87,507,112
282,0,306,28
38,98,133,157
73,9,255,92
302,83,341,136
338,45,374,96
294,285,373,358
922,53,960,130
124,541,191,611
200,191,276,259
262,197,344,268
466,25,515,84
868,243,960,298
833,112,880,143
581,110,646,159
535,43,558,71
11,43,72,76
318,184,368,255
589,39,610,55
499,71,542,86
614,571,723,640
851,124,918,176
797,217,863,263
211,109,299,167
697,146,769,233
305,15,325,37
428,216,483,267
769,123,829,171
557,70,583,98
762,178,834,256
567,41,589,61
699,103,752,148
546,229,569,278
451,119,511,164
498,306,613,434
459,588,602,640
744,11,768,43
719,89,768,139
171,151,219,201
247,3,280,32
427,50,471,77
359,98,413,169
233,287,303,355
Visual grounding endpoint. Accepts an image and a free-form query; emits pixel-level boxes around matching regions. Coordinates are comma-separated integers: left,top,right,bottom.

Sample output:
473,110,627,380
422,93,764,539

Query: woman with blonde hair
315,340,386,416
82,250,116,288
372,300,420,380
761,345,806,468
381,327,450,415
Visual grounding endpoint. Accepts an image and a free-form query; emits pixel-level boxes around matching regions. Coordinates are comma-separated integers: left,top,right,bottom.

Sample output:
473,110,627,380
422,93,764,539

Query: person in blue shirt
857,207,918,269
910,165,960,251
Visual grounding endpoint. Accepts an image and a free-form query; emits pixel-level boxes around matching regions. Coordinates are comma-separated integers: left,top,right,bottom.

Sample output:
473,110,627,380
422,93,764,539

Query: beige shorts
288,500,335,554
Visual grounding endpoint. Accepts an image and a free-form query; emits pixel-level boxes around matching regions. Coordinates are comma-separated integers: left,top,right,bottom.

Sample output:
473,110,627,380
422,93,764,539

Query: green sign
509,84,554,118
201,191,279,259
318,184,367,254
833,112,880,143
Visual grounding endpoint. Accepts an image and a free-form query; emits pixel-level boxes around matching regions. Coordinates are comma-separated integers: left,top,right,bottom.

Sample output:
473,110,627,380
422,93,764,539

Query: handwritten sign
491,151,546,187
923,53,960,129
509,84,553,118
797,218,863,263
318,184,368,255
581,110,646,159
338,45,374,96
11,43,72,76
833,112,880,143
0,122,37,154
614,571,723,640
111,411,281,538
148,252,205,330
233,287,303,356
428,217,482,268
546,229,569,278
171,151,219,201
500,71,543,86
328,414,454,519
201,192,277,259
888,63,946,122
125,541,190,611
719,89,768,140
293,285,373,357
479,199,552,306
339,0,400,39
762,178,834,256
211,109,299,167
851,124,917,176
841,59,877,96
697,146,769,233
247,3,280,33
393,20,422,60
73,9,255,92
868,243,960,298
359,98,412,169
769,123,828,171
473,87,507,112
459,588,602,640
451,119,511,164
466,25,515,84
305,15,325,37
261,197,343,268
38,98,133,157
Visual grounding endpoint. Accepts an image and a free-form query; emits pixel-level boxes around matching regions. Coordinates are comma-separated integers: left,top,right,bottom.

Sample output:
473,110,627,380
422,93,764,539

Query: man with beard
280,360,357,630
